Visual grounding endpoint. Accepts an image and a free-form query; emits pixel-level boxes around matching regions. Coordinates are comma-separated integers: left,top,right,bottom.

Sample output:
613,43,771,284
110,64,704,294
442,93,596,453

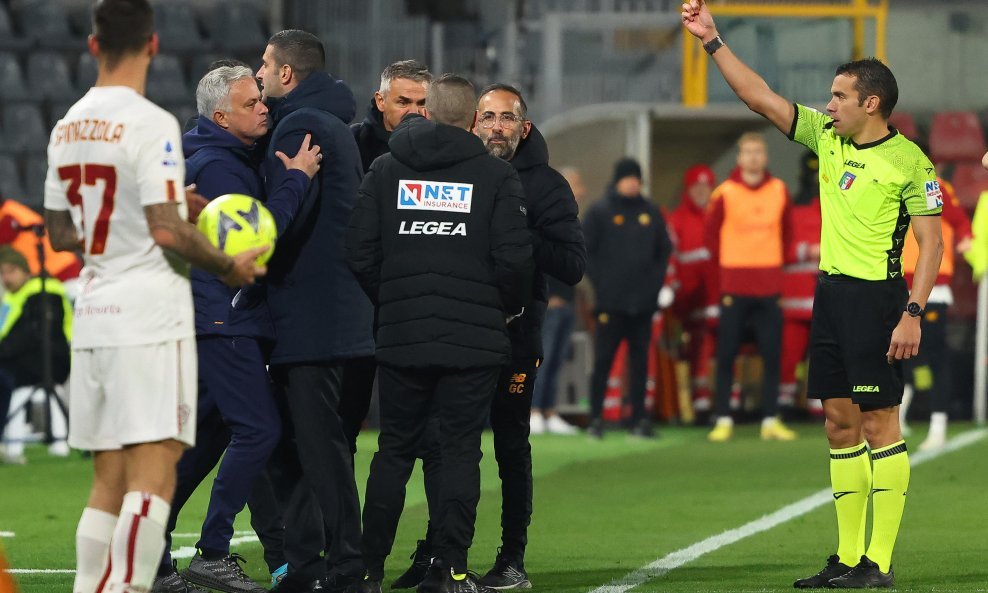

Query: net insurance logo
398,180,474,213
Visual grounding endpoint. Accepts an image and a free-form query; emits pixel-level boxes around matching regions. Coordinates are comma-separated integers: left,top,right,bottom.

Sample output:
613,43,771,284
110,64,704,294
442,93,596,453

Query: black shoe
793,555,853,589
477,553,530,590
391,540,432,589
436,567,492,593
314,572,364,593
827,555,894,589
152,562,208,593
587,419,604,439
629,419,656,439
272,574,318,593
181,553,266,593
416,562,444,593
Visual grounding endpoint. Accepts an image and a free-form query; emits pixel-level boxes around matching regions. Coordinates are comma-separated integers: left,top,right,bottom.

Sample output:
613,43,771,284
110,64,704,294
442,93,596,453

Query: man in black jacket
584,158,673,439
345,74,533,593
352,60,431,173
256,30,374,593
472,84,585,589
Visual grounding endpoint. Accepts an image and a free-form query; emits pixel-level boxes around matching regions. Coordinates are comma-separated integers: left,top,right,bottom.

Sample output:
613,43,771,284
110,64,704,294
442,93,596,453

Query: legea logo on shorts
398,180,473,213
852,385,880,393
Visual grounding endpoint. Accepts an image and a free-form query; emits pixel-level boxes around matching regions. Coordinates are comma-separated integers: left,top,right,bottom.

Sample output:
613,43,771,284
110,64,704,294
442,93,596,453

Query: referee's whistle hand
886,314,921,362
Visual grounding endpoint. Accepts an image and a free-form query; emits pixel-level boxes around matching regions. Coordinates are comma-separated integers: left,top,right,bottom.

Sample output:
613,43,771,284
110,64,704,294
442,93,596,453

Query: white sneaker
529,412,546,435
48,440,70,457
545,414,578,435
918,432,946,451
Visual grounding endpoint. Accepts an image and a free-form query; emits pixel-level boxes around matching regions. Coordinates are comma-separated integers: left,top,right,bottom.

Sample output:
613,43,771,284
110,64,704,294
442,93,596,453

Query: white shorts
68,338,197,451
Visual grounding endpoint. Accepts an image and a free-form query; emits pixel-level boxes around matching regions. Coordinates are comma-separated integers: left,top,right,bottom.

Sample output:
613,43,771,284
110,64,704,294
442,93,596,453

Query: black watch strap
703,35,725,55
906,302,924,317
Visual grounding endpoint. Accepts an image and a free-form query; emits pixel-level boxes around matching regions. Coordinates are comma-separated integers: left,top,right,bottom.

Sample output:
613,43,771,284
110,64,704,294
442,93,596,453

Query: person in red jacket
706,132,797,442
899,178,971,450
780,152,822,415
665,164,718,418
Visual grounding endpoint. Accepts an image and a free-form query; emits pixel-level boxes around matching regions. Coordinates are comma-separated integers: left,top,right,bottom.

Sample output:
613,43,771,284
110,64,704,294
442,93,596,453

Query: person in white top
43,2,264,593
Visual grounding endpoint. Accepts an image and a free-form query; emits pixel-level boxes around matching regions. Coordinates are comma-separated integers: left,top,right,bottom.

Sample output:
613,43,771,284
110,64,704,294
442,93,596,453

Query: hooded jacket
507,124,585,359
584,188,672,314
345,115,533,370
351,97,391,173
183,116,309,339
262,72,375,364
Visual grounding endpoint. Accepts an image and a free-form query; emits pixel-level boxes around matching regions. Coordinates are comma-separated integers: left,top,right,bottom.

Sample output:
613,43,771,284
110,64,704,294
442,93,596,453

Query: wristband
703,35,725,55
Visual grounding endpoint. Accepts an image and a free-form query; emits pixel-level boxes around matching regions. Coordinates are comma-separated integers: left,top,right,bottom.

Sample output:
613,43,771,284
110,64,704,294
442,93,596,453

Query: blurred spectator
779,151,822,415
705,132,796,442
0,246,72,464
0,197,82,286
664,164,718,420
530,165,586,435
899,178,971,450
584,157,672,439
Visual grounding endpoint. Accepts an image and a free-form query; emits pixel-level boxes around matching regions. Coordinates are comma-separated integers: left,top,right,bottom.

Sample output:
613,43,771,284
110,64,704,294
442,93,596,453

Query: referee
683,1,944,589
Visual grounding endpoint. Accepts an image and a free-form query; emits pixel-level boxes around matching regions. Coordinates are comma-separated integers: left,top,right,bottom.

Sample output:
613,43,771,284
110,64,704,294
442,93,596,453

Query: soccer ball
196,194,277,266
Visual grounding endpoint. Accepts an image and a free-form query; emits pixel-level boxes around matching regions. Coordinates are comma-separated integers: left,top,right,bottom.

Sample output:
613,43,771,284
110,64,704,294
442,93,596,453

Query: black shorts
806,274,908,409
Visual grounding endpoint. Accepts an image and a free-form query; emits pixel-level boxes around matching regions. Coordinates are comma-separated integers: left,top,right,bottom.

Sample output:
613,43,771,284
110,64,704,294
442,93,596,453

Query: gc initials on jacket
706,169,793,296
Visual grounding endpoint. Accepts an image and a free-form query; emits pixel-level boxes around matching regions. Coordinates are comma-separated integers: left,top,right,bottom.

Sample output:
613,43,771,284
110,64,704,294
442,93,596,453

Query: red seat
888,111,918,141
929,111,986,163
949,162,988,210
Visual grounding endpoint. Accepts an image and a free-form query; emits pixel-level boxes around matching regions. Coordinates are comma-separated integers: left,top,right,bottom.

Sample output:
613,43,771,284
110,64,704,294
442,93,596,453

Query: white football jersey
45,86,194,348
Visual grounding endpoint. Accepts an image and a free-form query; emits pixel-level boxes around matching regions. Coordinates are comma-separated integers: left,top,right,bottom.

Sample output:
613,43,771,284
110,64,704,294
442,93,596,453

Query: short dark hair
835,58,898,119
479,83,527,118
92,0,154,69
426,74,476,129
268,29,325,83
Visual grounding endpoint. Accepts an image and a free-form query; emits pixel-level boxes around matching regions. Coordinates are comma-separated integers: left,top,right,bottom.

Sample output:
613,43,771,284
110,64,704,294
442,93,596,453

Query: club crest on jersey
398,180,473,213
838,171,856,191
925,180,943,209
162,140,178,167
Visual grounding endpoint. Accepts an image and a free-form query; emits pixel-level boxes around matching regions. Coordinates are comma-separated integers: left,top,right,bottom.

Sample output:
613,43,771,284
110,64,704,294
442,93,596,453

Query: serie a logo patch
398,180,473,213
838,171,856,191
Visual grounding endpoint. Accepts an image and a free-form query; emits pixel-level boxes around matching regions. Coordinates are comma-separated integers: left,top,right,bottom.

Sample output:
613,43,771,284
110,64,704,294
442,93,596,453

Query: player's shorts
68,337,197,451
807,274,907,409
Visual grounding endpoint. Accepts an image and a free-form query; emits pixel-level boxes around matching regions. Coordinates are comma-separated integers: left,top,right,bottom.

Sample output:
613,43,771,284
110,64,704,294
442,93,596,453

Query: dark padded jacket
507,124,585,359
345,115,533,370
262,72,375,364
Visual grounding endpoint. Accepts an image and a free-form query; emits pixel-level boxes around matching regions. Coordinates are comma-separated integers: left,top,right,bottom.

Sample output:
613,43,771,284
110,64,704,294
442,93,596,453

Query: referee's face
827,74,867,138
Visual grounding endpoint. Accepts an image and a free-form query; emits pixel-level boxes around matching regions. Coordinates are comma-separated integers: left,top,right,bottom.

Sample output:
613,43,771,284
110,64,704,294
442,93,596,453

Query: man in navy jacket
256,30,374,593
155,65,320,593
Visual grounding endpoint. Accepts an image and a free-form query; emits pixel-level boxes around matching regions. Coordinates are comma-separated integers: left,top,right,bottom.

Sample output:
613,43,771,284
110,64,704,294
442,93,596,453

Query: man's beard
484,132,520,160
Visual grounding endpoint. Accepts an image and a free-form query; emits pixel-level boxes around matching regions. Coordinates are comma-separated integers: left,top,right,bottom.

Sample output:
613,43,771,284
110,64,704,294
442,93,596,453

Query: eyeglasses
478,112,523,128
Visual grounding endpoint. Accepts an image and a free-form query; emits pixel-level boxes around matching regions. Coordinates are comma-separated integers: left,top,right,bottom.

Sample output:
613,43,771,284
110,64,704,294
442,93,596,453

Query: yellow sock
830,442,871,566
866,440,909,573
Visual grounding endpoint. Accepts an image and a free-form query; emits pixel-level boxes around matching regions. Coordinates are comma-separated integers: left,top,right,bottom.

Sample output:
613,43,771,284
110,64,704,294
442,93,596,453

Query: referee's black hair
268,30,325,83
835,58,898,120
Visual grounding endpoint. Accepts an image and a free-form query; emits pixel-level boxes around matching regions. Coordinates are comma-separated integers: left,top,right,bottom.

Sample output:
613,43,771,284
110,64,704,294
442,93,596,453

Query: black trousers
489,358,539,563
269,361,364,579
905,302,950,413
589,311,653,422
362,364,499,576
713,294,783,418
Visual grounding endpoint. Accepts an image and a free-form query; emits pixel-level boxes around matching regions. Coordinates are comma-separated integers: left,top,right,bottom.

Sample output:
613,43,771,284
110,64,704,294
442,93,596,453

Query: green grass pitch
3,422,987,592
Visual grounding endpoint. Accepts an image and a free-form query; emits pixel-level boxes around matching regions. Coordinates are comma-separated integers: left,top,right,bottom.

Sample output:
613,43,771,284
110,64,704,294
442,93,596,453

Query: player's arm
44,209,83,252
887,215,943,361
681,0,795,134
144,202,264,287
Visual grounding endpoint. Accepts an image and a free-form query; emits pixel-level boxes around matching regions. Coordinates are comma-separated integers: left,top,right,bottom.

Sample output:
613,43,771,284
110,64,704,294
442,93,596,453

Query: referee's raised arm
681,0,795,135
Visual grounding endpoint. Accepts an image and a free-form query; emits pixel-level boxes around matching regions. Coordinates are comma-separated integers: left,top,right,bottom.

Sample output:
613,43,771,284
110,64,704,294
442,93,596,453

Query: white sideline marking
588,429,988,593
0,531,14,538
171,530,255,539
171,534,260,559
7,569,76,574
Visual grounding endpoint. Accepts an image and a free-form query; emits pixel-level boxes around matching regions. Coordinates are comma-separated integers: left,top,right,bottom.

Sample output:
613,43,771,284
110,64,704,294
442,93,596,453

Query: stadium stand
202,0,268,53
74,52,98,94
10,0,84,50
0,2,30,51
887,111,918,142
0,52,31,102
950,162,988,210
146,54,190,106
0,155,27,202
2,104,48,154
27,52,78,102
153,1,208,54
21,156,48,211
929,111,987,164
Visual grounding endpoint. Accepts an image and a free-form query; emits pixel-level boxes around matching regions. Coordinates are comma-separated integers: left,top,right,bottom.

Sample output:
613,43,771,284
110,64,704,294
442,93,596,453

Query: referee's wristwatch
905,302,924,318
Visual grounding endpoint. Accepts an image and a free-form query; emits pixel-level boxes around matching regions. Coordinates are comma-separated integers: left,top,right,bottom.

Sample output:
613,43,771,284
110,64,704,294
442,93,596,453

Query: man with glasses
471,84,585,589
